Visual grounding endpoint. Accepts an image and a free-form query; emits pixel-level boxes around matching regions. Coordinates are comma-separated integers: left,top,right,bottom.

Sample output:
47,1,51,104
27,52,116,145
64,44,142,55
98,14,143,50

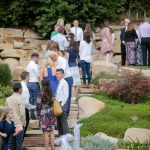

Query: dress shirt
26,60,39,82
21,81,35,110
5,93,26,127
79,41,93,63
52,33,68,51
55,79,69,106
56,56,71,78
71,27,83,42
139,22,150,38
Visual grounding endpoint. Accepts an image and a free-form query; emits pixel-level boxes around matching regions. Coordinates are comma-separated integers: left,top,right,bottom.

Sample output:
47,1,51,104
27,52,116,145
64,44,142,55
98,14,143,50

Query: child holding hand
0,108,21,150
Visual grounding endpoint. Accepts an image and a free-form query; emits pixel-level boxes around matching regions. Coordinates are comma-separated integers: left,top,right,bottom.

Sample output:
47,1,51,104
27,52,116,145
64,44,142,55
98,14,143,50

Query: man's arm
61,82,69,106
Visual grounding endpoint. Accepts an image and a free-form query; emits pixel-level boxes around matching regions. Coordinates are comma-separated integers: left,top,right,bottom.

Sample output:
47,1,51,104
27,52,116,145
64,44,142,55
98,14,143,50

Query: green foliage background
0,0,149,36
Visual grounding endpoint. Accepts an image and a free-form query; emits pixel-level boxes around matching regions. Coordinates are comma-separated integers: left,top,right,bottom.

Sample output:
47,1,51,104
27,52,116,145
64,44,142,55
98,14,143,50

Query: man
120,18,130,66
55,69,70,136
71,20,83,46
139,18,150,66
49,51,73,116
6,83,26,150
52,27,68,51
26,53,40,119
20,71,36,138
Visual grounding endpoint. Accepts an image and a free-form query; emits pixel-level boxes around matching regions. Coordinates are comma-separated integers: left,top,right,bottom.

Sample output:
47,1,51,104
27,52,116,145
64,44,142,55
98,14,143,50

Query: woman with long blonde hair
56,18,64,27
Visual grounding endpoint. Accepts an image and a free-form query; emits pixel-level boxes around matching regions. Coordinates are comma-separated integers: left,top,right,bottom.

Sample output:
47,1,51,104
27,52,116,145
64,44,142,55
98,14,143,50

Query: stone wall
0,26,122,81
0,28,47,81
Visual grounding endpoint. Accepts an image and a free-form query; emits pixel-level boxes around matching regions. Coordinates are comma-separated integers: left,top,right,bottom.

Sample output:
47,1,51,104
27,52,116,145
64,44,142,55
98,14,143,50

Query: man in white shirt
49,51,73,116
55,69,70,136
52,27,68,51
20,71,36,138
26,53,40,119
71,20,83,46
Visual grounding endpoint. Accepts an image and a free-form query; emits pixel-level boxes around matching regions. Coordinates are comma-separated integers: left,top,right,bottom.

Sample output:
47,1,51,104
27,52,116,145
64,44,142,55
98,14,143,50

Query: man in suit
120,19,130,66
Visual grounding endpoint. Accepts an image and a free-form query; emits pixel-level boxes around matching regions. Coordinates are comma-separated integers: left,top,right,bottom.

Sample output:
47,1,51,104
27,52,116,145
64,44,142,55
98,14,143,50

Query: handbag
52,100,63,117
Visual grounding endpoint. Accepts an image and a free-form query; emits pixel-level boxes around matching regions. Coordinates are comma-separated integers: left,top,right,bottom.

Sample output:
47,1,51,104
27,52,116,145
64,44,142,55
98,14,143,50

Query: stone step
70,103,78,111
25,147,61,150
68,111,79,120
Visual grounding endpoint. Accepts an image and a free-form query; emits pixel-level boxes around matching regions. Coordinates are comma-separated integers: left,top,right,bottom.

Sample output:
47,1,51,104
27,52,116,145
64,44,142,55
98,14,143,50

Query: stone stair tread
25,147,61,150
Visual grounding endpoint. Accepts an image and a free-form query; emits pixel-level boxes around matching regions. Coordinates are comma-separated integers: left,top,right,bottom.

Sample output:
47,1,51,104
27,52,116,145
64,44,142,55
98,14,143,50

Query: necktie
75,27,77,41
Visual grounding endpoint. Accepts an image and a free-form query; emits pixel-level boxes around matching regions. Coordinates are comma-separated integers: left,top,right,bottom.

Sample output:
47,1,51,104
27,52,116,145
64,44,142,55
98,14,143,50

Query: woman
56,18,64,27
101,22,113,62
51,42,63,57
40,58,58,96
50,25,59,40
65,23,72,41
125,22,138,65
37,80,55,150
66,36,81,99
136,22,143,66
85,23,96,40
79,32,93,84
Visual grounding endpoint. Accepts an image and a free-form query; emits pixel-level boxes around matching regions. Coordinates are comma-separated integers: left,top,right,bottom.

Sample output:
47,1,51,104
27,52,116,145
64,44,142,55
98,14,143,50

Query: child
36,80,56,150
0,108,21,150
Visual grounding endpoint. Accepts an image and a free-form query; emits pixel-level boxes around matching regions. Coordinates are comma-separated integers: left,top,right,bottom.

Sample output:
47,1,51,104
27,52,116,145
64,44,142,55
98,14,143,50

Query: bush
0,86,12,99
99,70,149,104
0,63,12,86
81,136,116,150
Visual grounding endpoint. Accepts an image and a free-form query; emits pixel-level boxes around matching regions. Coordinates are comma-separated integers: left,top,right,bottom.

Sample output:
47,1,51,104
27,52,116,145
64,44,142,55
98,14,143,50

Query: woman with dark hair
66,34,81,99
125,22,138,65
101,22,113,62
36,80,55,150
79,32,94,84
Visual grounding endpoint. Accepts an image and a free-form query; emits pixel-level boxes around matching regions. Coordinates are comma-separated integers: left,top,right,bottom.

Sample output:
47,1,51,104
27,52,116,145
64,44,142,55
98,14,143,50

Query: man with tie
71,20,83,47
120,18,130,66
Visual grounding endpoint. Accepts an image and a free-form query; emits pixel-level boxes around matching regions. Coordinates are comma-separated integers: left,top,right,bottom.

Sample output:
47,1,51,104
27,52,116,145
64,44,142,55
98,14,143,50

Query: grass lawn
80,93,150,138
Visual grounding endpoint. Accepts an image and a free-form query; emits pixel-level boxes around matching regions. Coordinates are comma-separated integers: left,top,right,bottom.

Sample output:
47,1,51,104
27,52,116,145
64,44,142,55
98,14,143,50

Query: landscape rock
79,87,99,94
24,29,42,39
92,50,100,61
113,55,121,64
68,111,79,120
13,41,24,49
20,58,30,67
3,58,19,73
95,132,118,145
78,97,105,119
0,49,25,58
92,61,118,77
123,128,150,143
0,43,13,50
95,41,101,49
13,67,25,81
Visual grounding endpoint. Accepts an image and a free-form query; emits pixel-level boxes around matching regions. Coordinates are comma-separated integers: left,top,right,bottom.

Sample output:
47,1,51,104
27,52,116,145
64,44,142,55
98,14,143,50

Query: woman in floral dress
37,80,56,150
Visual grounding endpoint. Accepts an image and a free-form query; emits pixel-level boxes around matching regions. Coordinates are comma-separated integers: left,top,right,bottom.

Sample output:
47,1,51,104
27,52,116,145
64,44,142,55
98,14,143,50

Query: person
49,51,73,116
36,80,55,150
139,18,150,66
79,32,94,84
40,57,58,96
20,71,36,139
64,23,72,41
125,22,138,66
55,69,70,136
56,18,64,27
66,36,81,99
50,25,59,40
5,83,26,150
120,19,130,66
84,23,96,40
71,20,83,47
51,42,63,57
52,27,68,51
136,22,143,66
0,108,21,150
100,22,113,62
26,53,40,119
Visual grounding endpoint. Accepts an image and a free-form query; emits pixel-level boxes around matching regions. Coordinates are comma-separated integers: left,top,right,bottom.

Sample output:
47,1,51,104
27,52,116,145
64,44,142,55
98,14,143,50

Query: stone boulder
24,29,42,39
13,67,25,81
92,61,118,77
0,49,25,58
13,41,24,49
95,132,118,146
3,58,19,73
78,97,105,119
123,128,150,143
20,58,30,67
28,120,39,129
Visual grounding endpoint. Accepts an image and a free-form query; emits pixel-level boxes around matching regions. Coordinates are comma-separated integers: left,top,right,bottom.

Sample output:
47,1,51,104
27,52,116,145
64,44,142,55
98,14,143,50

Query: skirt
136,41,143,66
125,41,136,65
70,66,81,86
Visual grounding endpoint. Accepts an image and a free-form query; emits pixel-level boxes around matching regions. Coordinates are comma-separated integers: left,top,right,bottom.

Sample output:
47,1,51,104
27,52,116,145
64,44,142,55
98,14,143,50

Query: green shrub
0,86,12,98
81,136,116,150
0,63,12,86
119,139,150,150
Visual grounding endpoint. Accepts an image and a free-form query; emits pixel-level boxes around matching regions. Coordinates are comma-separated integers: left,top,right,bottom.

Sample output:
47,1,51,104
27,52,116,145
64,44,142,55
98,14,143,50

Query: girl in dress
0,108,21,150
37,80,56,150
